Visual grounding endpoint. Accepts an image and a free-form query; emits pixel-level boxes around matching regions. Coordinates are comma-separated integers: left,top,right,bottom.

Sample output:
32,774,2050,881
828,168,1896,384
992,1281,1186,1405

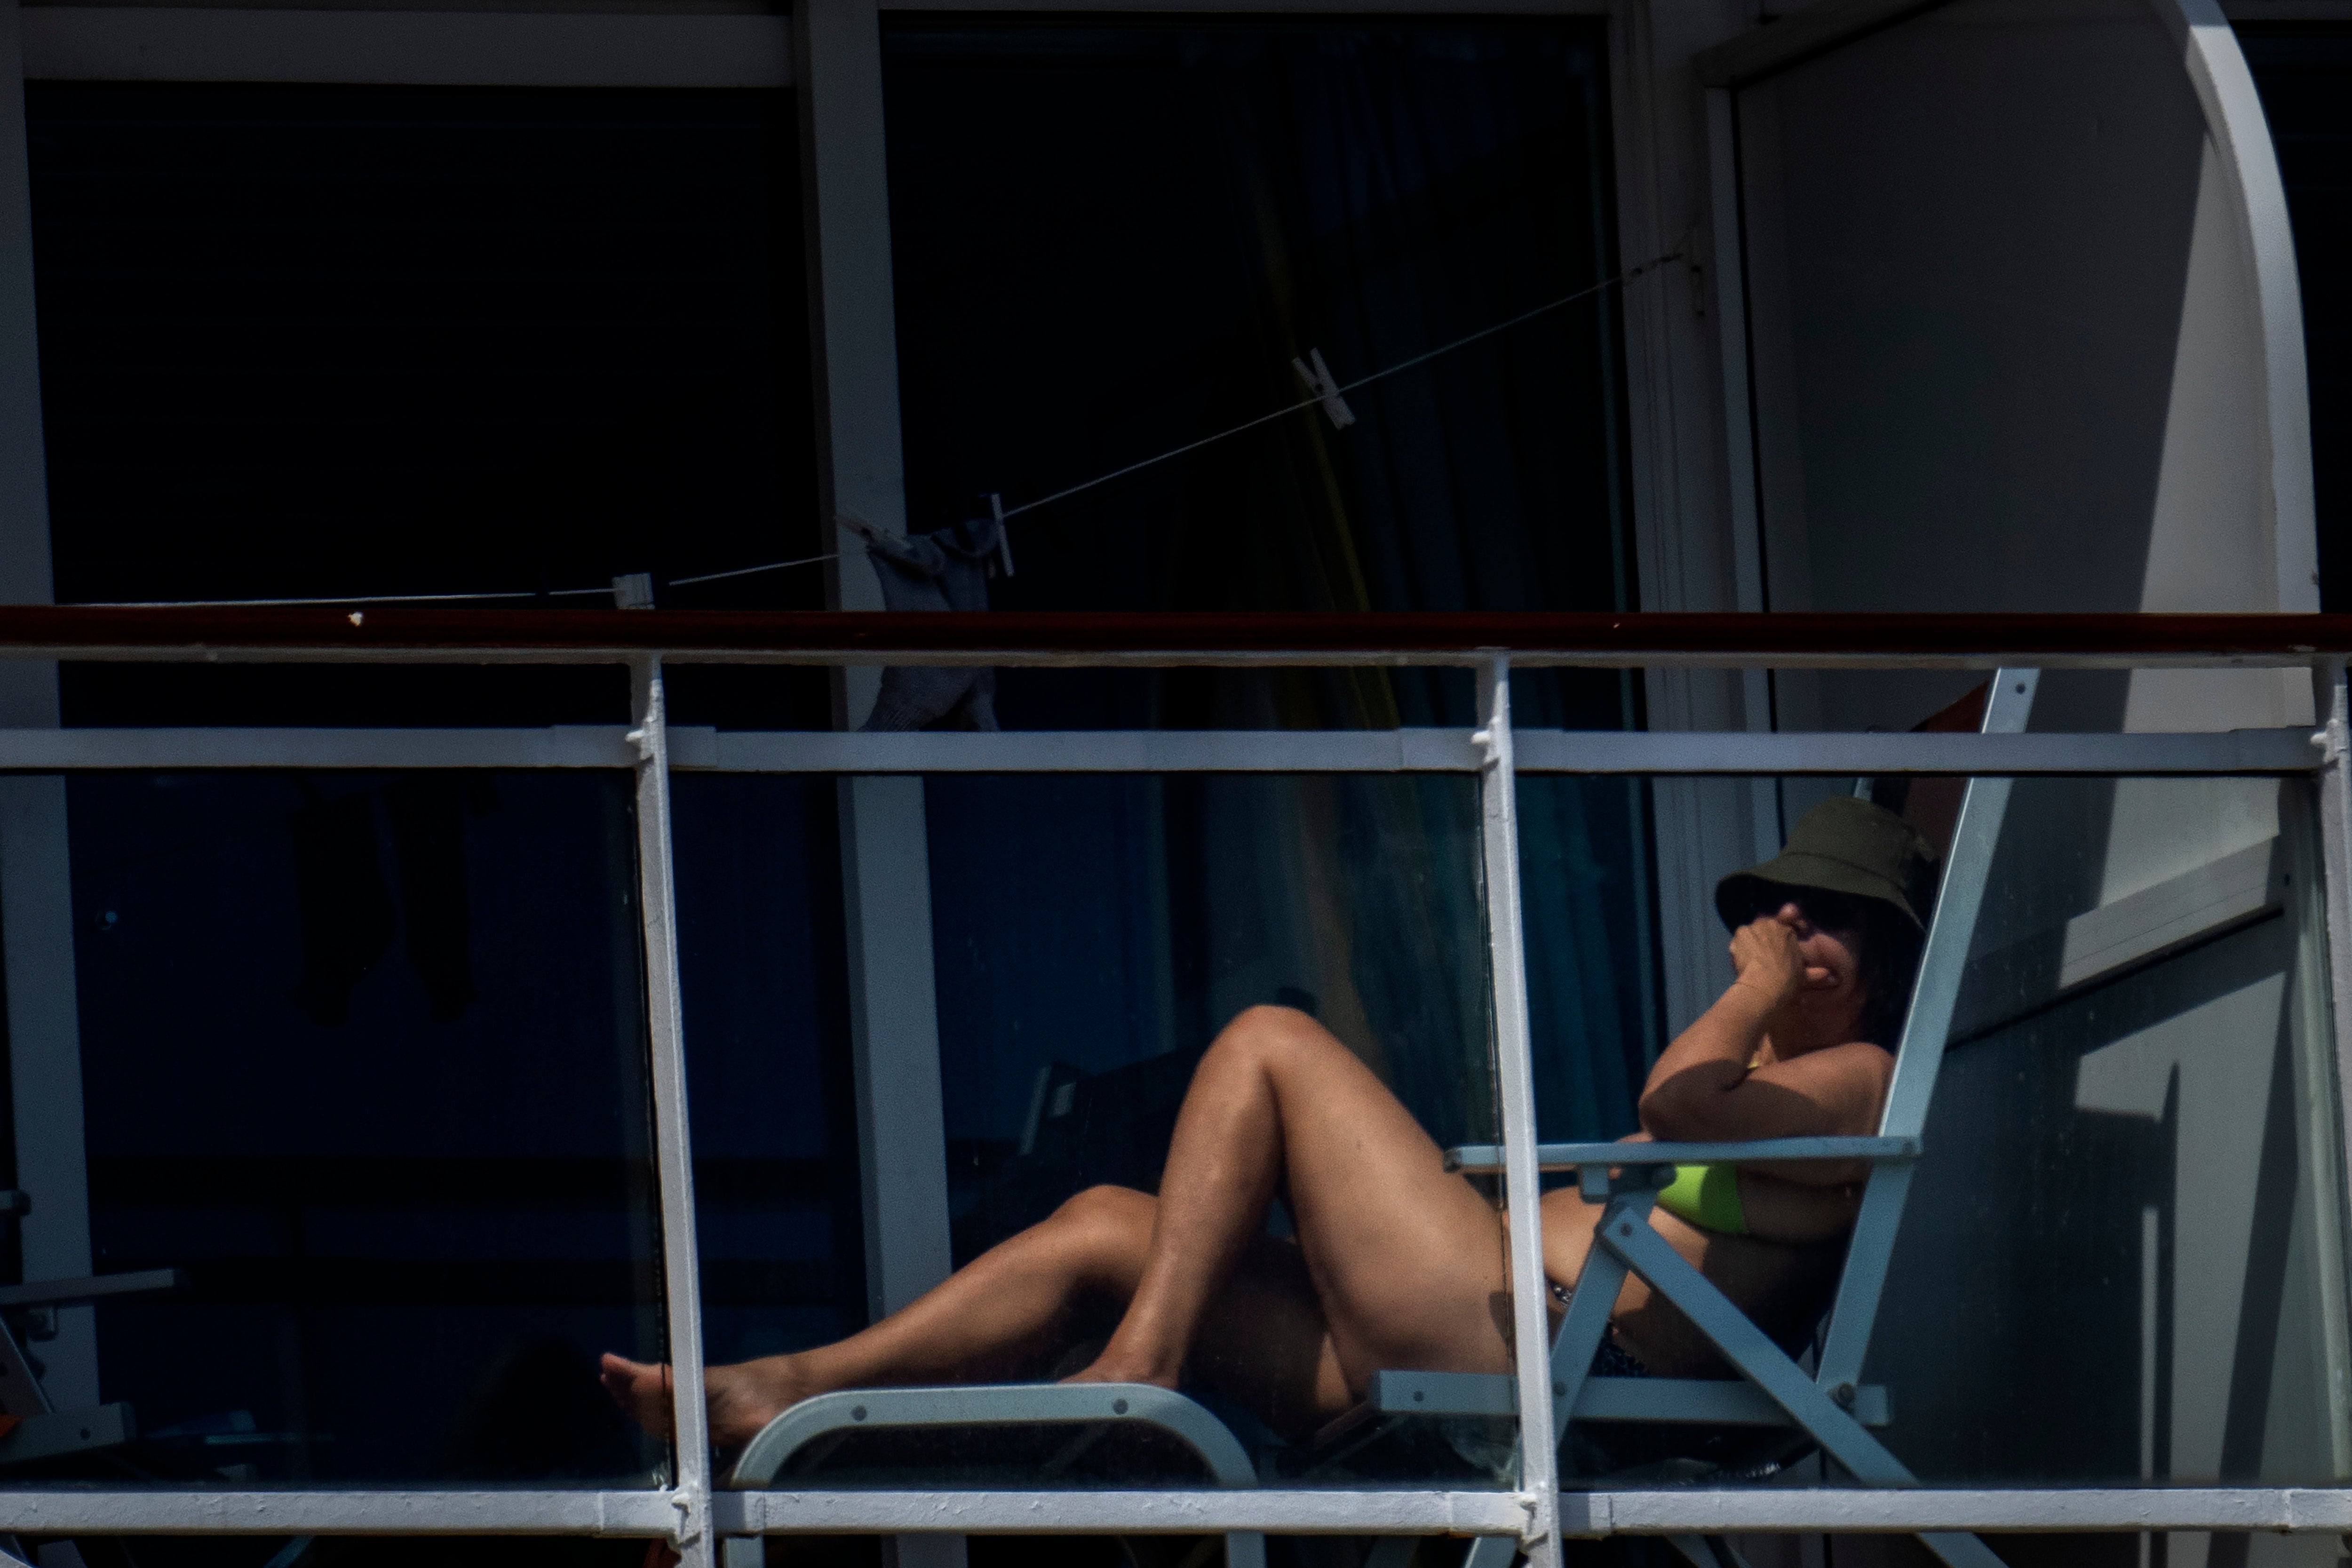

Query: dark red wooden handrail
0,606,2346,661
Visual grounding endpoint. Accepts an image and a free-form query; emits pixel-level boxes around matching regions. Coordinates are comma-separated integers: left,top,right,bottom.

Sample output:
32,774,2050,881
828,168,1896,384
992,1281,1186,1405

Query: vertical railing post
1475,655,1559,1567
2309,658,2352,1306
630,654,714,1568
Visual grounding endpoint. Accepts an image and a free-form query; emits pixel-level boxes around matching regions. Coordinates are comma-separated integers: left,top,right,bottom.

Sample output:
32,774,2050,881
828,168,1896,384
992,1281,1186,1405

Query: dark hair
1726,884,1924,1049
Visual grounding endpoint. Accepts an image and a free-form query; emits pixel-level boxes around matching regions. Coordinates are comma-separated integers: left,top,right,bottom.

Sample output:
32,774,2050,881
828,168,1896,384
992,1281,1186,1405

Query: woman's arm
1637,915,1892,1186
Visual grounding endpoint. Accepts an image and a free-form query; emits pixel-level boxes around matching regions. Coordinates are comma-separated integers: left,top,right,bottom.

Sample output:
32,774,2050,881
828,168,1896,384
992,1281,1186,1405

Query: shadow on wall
1872,810,2348,1514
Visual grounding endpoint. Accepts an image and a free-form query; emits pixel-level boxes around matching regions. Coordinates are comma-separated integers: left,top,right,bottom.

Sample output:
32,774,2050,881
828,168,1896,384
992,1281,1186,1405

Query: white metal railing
0,614,2346,1567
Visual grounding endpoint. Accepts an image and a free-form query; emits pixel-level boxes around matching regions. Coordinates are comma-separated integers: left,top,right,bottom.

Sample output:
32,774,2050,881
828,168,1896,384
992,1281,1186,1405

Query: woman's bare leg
1073,1005,1510,1397
606,1003,1504,1443
602,1181,1352,1446
602,1184,1151,1446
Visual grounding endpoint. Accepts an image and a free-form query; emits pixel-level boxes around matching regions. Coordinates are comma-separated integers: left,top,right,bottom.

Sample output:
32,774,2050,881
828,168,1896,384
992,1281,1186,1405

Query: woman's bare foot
599,1353,814,1449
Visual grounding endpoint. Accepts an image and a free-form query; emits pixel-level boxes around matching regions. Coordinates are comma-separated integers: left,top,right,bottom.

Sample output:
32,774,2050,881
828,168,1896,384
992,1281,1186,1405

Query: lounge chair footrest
731,1383,1258,1489
1363,1369,1889,1427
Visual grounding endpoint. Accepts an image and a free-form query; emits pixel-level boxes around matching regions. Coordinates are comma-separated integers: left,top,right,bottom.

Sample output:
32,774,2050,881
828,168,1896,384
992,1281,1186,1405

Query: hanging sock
286,786,395,1027
385,774,489,1024
841,510,1007,732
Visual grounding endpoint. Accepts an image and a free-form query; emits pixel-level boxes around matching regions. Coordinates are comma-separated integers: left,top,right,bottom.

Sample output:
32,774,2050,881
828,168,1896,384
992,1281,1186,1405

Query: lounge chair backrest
1815,669,2038,1390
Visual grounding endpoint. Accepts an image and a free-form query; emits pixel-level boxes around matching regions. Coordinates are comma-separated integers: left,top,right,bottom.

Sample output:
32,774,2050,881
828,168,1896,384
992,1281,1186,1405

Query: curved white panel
2154,0,2317,613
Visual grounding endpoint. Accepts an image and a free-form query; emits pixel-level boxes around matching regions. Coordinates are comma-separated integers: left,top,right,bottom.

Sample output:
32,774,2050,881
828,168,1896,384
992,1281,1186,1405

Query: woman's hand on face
1728,908,1831,1011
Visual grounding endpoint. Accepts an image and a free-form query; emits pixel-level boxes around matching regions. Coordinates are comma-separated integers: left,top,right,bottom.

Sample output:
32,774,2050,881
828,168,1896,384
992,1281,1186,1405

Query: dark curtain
887,20,1659,1211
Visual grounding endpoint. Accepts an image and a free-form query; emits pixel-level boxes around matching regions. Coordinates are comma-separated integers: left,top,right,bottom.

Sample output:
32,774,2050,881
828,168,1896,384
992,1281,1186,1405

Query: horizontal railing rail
1445,1137,1921,1175
0,1486,2349,1538
0,726,2319,773
3,607,2352,666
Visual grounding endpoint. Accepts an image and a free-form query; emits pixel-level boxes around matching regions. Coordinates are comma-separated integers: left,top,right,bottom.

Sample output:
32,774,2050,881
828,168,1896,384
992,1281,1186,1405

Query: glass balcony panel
46,771,667,1490
1900,771,2348,1488
1516,775,1663,1147
1536,768,2352,1492
669,775,868,1388
693,769,1519,1494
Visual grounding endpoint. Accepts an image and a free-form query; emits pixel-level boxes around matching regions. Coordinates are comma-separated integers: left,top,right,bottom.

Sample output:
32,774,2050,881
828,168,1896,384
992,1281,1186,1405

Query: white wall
1718,0,2342,1514
1736,0,2312,736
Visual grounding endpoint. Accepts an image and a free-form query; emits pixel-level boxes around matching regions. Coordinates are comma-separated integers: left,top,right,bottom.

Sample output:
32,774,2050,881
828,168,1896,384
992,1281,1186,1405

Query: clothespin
835,511,886,548
987,493,1015,578
611,572,655,610
1291,347,1356,430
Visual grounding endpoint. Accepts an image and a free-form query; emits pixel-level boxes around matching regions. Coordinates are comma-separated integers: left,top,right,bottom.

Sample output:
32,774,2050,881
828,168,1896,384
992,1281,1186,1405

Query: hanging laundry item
287,775,493,1027
386,773,494,1023
287,786,396,1027
844,511,1006,732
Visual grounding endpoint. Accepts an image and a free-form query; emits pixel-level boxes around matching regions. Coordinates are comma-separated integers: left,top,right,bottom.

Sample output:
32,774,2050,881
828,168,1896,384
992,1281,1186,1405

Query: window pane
58,771,666,1488
26,80,823,729
880,19,1634,733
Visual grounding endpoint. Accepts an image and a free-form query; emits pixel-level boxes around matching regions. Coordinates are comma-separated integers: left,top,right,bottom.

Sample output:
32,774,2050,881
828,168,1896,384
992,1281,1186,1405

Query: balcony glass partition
931,770,1496,1256
669,776,866,1381
0,627,2346,1567
1896,771,2350,1489
1525,766,2351,1498
64,769,667,1488
685,768,1519,1494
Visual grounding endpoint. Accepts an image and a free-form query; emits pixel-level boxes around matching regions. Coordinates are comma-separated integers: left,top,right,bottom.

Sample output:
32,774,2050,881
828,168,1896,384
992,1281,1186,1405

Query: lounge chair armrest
1444,1136,1919,1177
0,1268,185,1310
0,1403,135,1467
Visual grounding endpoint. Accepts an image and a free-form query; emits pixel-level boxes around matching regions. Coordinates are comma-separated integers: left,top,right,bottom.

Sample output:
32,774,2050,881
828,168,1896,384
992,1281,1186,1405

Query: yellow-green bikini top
1653,1051,1761,1236
1655,1162,1748,1235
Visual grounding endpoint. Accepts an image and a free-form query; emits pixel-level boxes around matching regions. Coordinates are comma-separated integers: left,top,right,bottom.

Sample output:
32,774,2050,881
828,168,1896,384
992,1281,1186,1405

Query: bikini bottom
1435,1306,1653,1477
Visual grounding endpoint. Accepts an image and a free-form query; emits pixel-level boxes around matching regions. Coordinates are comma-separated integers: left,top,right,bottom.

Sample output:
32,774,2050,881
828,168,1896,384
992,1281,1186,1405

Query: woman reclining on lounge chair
601,796,1933,1449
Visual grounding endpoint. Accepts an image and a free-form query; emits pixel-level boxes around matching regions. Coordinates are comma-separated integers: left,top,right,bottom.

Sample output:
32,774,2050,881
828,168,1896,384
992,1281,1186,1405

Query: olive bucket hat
1714,795,1939,933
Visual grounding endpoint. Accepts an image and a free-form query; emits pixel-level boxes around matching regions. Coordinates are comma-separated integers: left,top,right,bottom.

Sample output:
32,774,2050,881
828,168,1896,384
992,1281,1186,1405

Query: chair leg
1604,1227,2011,1568
1914,1533,2006,1568
1597,1218,1911,1486
1547,1241,1629,1450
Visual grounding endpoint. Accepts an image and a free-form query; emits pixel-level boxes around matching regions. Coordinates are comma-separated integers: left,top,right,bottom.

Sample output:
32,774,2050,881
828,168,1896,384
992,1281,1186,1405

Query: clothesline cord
999,249,1678,521
67,251,1678,611
666,550,840,588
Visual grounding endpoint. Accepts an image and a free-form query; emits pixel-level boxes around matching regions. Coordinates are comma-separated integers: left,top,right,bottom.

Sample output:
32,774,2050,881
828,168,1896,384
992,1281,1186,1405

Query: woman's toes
599,1353,676,1434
